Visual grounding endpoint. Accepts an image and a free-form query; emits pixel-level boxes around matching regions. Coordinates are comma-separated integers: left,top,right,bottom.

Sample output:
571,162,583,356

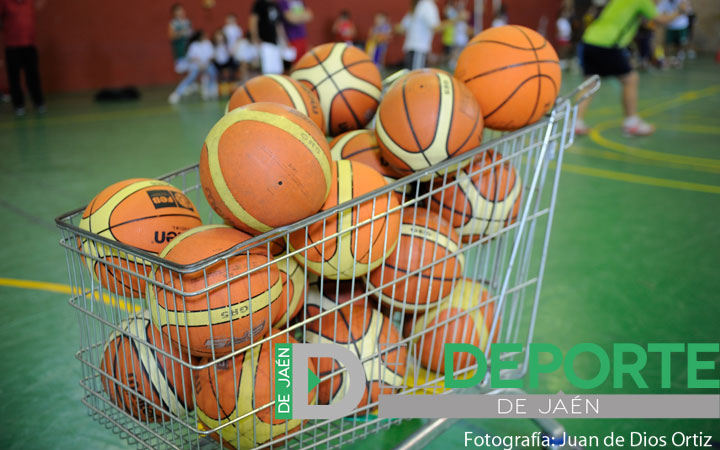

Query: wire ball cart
56,75,601,450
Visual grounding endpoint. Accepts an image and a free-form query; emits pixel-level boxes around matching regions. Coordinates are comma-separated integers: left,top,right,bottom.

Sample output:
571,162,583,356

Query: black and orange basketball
429,150,522,241
227,74,325,134
330,130,407,191
287,161,401,280
100,311,194,422
375,69,484,181
291,43,382,136
195,332,317,449
455,25,561,130
147,225,282,357
366,208,464,313
199,102,332,235
305,300,406,410
79,178,202,298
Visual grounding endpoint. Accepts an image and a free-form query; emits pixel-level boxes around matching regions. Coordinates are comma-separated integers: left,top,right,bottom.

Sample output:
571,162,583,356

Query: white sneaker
623,116,655,137
168,92,180,104
575,119,590,136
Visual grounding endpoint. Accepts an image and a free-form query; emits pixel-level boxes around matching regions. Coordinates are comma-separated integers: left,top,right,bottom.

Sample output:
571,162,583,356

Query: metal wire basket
56,77,600,450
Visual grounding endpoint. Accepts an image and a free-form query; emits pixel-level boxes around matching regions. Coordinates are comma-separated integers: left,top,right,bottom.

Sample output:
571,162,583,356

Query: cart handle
557,74,601,107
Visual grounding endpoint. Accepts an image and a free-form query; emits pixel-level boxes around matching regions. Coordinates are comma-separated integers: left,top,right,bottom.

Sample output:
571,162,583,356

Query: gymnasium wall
1,0,560,94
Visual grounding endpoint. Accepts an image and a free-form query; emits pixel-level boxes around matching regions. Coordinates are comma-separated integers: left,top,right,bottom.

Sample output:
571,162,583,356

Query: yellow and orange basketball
376,69,484,181
366,208,464,313
199,102,332,235
405,279,497,373
79,178,202,298
227,74,325,134
429,150,522,241
455,25,561,130
195,332,317,449
147,224,282,357
100,311,194,422
305,301,406,410
287,161,401,280
291,43,382,136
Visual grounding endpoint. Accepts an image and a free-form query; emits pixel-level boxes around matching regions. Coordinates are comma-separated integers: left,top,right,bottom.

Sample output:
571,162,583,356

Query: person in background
169,3,193,62
169,30,218,104
366,12,392,68
634,19,654,71
556,7,573,70
1,0,46,116
213,29,237,96
398,0,440,70
450,0,470,70
250,0,289,74
576,0,688,137
441,1,457,66
278,0,313,63
657,0,689,67
333,10,357,45
491,4,508,28
223,13,242,51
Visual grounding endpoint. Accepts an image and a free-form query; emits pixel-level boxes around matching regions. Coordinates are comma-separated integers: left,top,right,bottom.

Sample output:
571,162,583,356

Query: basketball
429,150,522,241
330,129,411,196
100,311,194,422
366,208,464,313
79,178,202,298
147,224,282,357
305,300,406,410
307,277,368,308
287,160,401,280
271,254,306,329
291,43,382,136
195,332,317,449
199,102,332,235
405,279,496,373
227,74,325,134
375,69,484,181
455,25,561,131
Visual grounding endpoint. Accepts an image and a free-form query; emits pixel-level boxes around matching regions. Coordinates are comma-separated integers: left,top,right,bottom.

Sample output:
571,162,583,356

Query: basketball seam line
130,333,173,415
444,72,458,157
243,85,256,103
482,74,557,121
343,144,378,159
467,38,548,51
310,59,379,90
401,77,428,164
463,59,560,83
92,213,201,244
310,46,365,132
375,260,461,282
515,26,543,128
146,323,189,410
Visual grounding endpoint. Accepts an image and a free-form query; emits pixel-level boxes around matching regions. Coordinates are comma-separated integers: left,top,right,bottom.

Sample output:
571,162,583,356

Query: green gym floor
1,60,718,449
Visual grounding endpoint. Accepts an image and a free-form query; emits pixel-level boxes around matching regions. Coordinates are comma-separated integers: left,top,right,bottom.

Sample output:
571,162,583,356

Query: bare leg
620,71,638,118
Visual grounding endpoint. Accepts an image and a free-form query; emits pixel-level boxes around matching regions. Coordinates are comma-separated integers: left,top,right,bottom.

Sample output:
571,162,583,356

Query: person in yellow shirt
576,0,686,136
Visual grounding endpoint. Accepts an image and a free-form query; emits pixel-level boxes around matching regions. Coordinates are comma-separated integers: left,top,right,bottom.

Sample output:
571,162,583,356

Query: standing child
366,13,392,68
213,29,237,96
333,10,357,44
450,0,470,69
168,3,193,62
556,7,573,69
441,2,457,67
169,30,218,104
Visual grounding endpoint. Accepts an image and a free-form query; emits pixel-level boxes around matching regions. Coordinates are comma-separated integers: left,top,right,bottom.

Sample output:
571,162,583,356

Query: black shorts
581,43,632,77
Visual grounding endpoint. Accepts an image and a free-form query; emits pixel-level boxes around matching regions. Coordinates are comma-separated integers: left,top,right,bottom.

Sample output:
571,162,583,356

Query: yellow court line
561,163,720,195
0,277,141,313
655,123,720,135
589,84,720,171
568,144,720,174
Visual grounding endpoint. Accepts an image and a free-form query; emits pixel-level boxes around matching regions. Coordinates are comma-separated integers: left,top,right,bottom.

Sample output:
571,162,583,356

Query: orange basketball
330,130,411,195
271,254,307,329
429,150,522,241
455,25,561,131
147,225,282,357
366,208,464,313
199,102,332,235
79,178,202,298
405,279,497,373
227,74,325,134
291,43,382,136
376,69,484,181
100,312,194,422
305,301,406,410
287,161,401,280
195,332,317,449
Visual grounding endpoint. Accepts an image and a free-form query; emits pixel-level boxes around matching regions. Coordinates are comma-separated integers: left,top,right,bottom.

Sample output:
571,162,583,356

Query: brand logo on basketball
154,231,178,244
147,190,196,211
204,321,265,349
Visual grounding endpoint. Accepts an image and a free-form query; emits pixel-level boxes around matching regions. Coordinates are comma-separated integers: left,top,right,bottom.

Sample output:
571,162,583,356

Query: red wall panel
2,0,559,93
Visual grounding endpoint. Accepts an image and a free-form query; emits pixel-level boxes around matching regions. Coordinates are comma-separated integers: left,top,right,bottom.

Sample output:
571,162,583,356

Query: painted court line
0,277,141,313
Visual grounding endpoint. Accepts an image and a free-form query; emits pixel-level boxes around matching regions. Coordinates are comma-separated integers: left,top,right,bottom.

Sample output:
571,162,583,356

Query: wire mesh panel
56,78,597,450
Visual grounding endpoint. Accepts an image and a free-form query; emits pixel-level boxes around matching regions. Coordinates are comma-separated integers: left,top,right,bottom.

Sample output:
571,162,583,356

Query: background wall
1,0,564,94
